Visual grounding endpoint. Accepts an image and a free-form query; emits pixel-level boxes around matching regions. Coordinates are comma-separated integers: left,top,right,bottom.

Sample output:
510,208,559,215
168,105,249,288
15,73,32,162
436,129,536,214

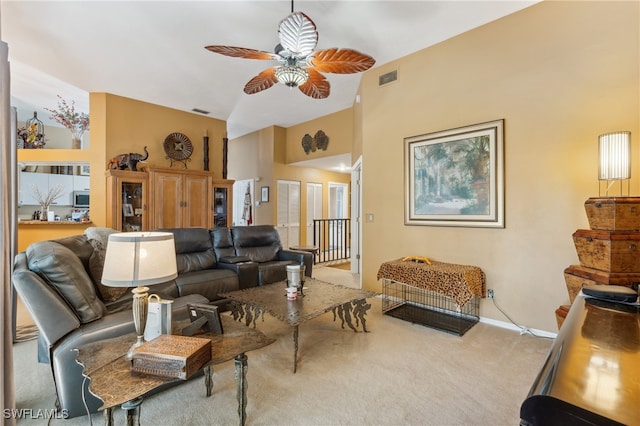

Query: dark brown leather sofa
12,227,245,418
12,225,312,418
212,225,313,285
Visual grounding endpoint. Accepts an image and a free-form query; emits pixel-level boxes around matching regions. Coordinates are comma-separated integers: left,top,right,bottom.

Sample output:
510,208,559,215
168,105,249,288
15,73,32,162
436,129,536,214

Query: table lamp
101,232,178,359
598,131,631,196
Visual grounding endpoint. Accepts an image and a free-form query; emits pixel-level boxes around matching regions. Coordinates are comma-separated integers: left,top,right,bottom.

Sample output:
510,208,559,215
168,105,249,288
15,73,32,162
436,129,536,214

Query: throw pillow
84,227,129,302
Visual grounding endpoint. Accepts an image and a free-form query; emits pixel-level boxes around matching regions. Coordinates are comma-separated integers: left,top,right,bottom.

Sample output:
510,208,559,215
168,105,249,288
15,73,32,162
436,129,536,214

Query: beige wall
359,1,639,332
18,94,227,244
228,124,350,242
89,93,227,227
286,108,353,163
228,127,277,225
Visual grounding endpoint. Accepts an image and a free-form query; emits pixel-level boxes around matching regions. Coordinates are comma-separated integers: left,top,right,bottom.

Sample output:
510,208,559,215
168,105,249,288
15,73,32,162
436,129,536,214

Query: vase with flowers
45,95,90,149
32,184,65,221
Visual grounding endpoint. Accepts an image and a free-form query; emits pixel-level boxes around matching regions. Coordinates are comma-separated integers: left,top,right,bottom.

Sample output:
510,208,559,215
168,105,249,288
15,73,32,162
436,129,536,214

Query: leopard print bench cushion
377,259,485,307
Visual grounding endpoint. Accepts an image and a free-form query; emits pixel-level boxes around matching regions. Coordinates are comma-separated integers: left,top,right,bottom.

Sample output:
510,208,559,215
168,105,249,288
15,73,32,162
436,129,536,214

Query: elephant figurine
108,146,149,171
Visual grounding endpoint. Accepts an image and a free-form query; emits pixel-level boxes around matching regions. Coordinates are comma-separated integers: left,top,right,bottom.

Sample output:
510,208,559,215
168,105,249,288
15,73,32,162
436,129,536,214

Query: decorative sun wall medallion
164,132,193,168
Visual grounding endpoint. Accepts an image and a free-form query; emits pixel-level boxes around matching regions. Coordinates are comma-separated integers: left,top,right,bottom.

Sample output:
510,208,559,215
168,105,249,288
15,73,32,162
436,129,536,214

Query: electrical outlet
487,289,494,299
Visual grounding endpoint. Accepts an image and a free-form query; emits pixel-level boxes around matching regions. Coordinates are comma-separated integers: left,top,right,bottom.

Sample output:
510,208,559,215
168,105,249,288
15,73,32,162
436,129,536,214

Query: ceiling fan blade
205,45,277,60
309,48,376,74
244,67,279,95
298,68,330,99
278,12,318,57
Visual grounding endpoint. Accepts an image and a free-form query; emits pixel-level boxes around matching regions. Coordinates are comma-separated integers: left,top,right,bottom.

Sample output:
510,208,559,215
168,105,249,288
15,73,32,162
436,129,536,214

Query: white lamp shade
599,131,631,180
101,232,178,287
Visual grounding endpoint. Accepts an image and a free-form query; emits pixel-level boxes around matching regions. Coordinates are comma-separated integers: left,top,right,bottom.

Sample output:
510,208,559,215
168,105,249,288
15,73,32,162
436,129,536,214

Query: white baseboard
479,316,557,339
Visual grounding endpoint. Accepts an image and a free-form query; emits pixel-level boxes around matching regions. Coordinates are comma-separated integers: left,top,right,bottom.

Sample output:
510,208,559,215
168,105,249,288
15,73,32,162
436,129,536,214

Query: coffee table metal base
230,300,372,373
103,397,143,426
100,352,249,426
76,317,273,426
223,279,376,373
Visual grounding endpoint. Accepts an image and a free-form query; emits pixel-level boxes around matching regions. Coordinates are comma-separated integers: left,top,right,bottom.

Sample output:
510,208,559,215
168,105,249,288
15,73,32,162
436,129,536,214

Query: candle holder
203,131,210,171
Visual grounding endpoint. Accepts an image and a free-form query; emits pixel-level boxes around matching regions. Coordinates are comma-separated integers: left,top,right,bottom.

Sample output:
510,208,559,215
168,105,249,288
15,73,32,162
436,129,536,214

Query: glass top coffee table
220,278,377,373
75,316,274,426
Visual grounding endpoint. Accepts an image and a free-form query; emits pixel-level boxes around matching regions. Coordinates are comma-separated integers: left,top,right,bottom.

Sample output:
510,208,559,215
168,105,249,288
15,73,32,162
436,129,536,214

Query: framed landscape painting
404,119,504,228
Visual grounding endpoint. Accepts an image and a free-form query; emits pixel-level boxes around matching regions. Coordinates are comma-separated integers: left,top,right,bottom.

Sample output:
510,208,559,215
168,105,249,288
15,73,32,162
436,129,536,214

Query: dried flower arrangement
32,184,65,212
45,95,90,139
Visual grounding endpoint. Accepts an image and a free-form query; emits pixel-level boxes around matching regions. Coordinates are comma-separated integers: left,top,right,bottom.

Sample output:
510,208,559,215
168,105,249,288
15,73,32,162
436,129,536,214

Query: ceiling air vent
379,70,397,86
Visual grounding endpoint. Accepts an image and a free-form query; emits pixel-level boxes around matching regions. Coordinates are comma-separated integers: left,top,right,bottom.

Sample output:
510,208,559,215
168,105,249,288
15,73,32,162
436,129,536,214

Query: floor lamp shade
101,232,178,287
599,131,631,181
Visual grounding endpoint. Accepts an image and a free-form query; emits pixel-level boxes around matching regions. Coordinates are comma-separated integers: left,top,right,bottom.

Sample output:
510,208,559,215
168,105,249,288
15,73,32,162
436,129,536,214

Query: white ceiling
2,0,537,170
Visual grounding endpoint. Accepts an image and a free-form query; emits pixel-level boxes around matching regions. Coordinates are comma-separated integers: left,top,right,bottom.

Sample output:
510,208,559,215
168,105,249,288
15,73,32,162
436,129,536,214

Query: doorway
329,182,348,219
232,179,254,226
328,182,348,252
276,179,301,249
306,182,322,246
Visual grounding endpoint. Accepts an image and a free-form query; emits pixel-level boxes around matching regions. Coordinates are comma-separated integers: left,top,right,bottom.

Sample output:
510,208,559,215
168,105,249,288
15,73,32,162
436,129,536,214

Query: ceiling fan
205,3,375,99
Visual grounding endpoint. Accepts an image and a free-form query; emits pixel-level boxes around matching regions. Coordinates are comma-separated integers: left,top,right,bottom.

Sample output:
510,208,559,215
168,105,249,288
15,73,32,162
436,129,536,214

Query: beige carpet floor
12,266,553,425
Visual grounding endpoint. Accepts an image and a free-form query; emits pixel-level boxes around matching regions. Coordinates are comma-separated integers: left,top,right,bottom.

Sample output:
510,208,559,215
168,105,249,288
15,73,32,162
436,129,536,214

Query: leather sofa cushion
27,241,107,324
231,225,281,263
158,228,217,273
175,269,239,300
176,251,217,274
104,280,179,314
258,260,295,285
159,228,211,254
211,227,235,259
55,234,95,270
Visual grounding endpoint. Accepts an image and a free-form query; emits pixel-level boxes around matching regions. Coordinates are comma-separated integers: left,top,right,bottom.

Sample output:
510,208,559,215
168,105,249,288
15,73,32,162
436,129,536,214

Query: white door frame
351,156,362,280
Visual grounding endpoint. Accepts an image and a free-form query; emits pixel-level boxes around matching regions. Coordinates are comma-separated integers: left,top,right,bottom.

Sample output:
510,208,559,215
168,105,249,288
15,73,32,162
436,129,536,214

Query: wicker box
572,229,640,273
585,197,640,231
132,334,211,380
563,265,640,303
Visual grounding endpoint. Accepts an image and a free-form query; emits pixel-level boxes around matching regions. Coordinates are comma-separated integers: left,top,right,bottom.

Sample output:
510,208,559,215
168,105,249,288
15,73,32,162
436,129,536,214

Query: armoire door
153,172,182,229
183,173,211,228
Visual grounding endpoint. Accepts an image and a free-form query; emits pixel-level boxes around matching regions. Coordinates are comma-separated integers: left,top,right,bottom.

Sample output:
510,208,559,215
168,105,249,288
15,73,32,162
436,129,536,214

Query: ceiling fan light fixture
274,65,309,87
